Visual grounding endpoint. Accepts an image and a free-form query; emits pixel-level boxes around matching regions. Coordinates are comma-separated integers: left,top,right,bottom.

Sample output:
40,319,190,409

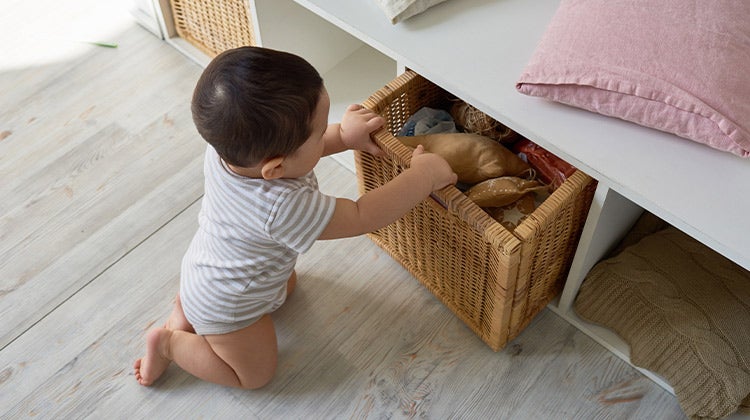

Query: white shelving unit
291,0,750,271
153,0,750,402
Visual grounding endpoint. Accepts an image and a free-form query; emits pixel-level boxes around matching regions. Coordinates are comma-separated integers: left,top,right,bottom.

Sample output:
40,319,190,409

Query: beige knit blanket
575,226,750,419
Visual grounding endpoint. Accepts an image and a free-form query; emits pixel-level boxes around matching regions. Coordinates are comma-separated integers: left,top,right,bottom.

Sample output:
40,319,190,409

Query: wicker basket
169,0,256,57
356,71,596,351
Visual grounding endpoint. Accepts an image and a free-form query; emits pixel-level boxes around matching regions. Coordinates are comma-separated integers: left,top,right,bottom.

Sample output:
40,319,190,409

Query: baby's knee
239,360,276,390
211,314,278,390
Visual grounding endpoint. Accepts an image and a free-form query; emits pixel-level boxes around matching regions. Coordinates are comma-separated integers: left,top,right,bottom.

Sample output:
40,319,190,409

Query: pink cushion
516,0,750,158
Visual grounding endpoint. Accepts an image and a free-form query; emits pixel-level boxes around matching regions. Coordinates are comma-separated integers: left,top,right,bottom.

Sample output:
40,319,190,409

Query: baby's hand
340,104,385,156
409,145,458,191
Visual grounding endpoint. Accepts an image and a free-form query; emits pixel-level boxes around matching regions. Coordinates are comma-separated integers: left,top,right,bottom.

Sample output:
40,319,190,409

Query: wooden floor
0,2,688,418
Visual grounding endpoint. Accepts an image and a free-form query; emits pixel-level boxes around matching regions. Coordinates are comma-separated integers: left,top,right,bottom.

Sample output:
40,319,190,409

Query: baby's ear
260,156,285,180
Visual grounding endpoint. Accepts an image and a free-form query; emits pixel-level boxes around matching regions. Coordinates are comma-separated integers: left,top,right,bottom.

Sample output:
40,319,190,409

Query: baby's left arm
323,104,385,157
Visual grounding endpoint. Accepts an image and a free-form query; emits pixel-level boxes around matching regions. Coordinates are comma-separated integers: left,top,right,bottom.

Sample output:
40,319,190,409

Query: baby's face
283,88,330,177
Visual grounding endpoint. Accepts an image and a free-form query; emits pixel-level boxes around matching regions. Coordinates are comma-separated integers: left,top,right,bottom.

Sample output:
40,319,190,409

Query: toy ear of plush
465,176,549,207
398,133,531,184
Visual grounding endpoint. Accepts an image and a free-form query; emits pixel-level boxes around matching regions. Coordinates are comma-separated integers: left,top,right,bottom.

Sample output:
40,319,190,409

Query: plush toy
465,176,549,207
450,101,515,143
484,194,538,231
398,133,531,184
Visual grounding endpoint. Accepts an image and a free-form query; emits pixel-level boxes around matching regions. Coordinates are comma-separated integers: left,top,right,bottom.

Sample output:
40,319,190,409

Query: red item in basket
512,138,576,189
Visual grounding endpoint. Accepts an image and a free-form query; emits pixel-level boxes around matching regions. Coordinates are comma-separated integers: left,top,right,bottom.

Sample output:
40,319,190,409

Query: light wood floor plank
0,9,206,349
0,103,205,349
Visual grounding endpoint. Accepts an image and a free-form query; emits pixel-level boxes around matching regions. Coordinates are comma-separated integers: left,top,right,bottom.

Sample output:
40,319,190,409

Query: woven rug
575,226,750,419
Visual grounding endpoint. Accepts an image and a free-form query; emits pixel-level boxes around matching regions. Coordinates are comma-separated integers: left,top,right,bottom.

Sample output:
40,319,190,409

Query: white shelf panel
253,0,363,74
558,183,644,311
294,0,750,272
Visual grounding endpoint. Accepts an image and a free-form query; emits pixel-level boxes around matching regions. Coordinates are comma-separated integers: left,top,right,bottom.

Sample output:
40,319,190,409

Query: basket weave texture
170,0,255,57
356,71,596,350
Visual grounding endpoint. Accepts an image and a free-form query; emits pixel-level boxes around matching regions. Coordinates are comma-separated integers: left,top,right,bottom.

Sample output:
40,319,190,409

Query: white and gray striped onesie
180,145,337,335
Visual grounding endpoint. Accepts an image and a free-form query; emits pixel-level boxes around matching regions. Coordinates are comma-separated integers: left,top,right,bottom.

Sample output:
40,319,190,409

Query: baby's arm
323,104,385,157
318,145,457,240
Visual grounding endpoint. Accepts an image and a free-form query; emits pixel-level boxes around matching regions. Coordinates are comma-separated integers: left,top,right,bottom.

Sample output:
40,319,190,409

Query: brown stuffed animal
465,176,549,207
398,133,531,184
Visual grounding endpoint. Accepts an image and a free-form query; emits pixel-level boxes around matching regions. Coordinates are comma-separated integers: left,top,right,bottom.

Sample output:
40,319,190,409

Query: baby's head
191,46,324,168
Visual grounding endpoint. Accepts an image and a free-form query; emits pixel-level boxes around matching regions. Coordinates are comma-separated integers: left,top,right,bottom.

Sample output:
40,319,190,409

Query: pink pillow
516,0,750,158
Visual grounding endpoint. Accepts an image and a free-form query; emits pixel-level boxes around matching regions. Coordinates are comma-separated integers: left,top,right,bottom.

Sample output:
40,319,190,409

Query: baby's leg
165,292,194,333
134,314,278,389
286,270,297,297
203,315,278,388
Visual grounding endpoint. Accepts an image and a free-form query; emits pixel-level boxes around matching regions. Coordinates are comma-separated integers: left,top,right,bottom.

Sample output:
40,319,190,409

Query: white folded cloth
374,0,449,23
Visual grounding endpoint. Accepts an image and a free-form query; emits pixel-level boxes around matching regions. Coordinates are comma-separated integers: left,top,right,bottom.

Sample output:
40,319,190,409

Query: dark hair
191,46,324,167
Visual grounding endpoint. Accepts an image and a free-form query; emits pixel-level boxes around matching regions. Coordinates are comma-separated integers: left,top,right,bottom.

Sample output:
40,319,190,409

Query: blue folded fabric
398,107,457,136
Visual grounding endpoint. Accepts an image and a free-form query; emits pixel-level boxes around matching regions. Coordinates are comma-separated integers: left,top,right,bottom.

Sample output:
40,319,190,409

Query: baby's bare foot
134,328,172,386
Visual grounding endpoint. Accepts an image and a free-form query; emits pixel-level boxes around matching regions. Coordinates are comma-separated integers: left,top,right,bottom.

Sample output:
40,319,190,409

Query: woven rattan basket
169,0,256,57
356,71,596,351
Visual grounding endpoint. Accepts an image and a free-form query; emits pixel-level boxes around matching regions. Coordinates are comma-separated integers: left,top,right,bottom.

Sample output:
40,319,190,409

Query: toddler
134,46,457,389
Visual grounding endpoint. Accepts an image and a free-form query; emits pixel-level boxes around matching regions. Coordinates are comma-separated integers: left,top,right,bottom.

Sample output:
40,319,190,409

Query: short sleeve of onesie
266,179,337,254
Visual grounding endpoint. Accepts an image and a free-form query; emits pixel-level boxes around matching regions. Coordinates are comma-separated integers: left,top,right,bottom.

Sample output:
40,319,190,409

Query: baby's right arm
318,145,457,240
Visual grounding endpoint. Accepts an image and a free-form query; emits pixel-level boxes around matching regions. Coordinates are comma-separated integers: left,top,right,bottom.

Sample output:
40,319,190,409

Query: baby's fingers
411,144,425,157
365,115,385,131
365,143,384,157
